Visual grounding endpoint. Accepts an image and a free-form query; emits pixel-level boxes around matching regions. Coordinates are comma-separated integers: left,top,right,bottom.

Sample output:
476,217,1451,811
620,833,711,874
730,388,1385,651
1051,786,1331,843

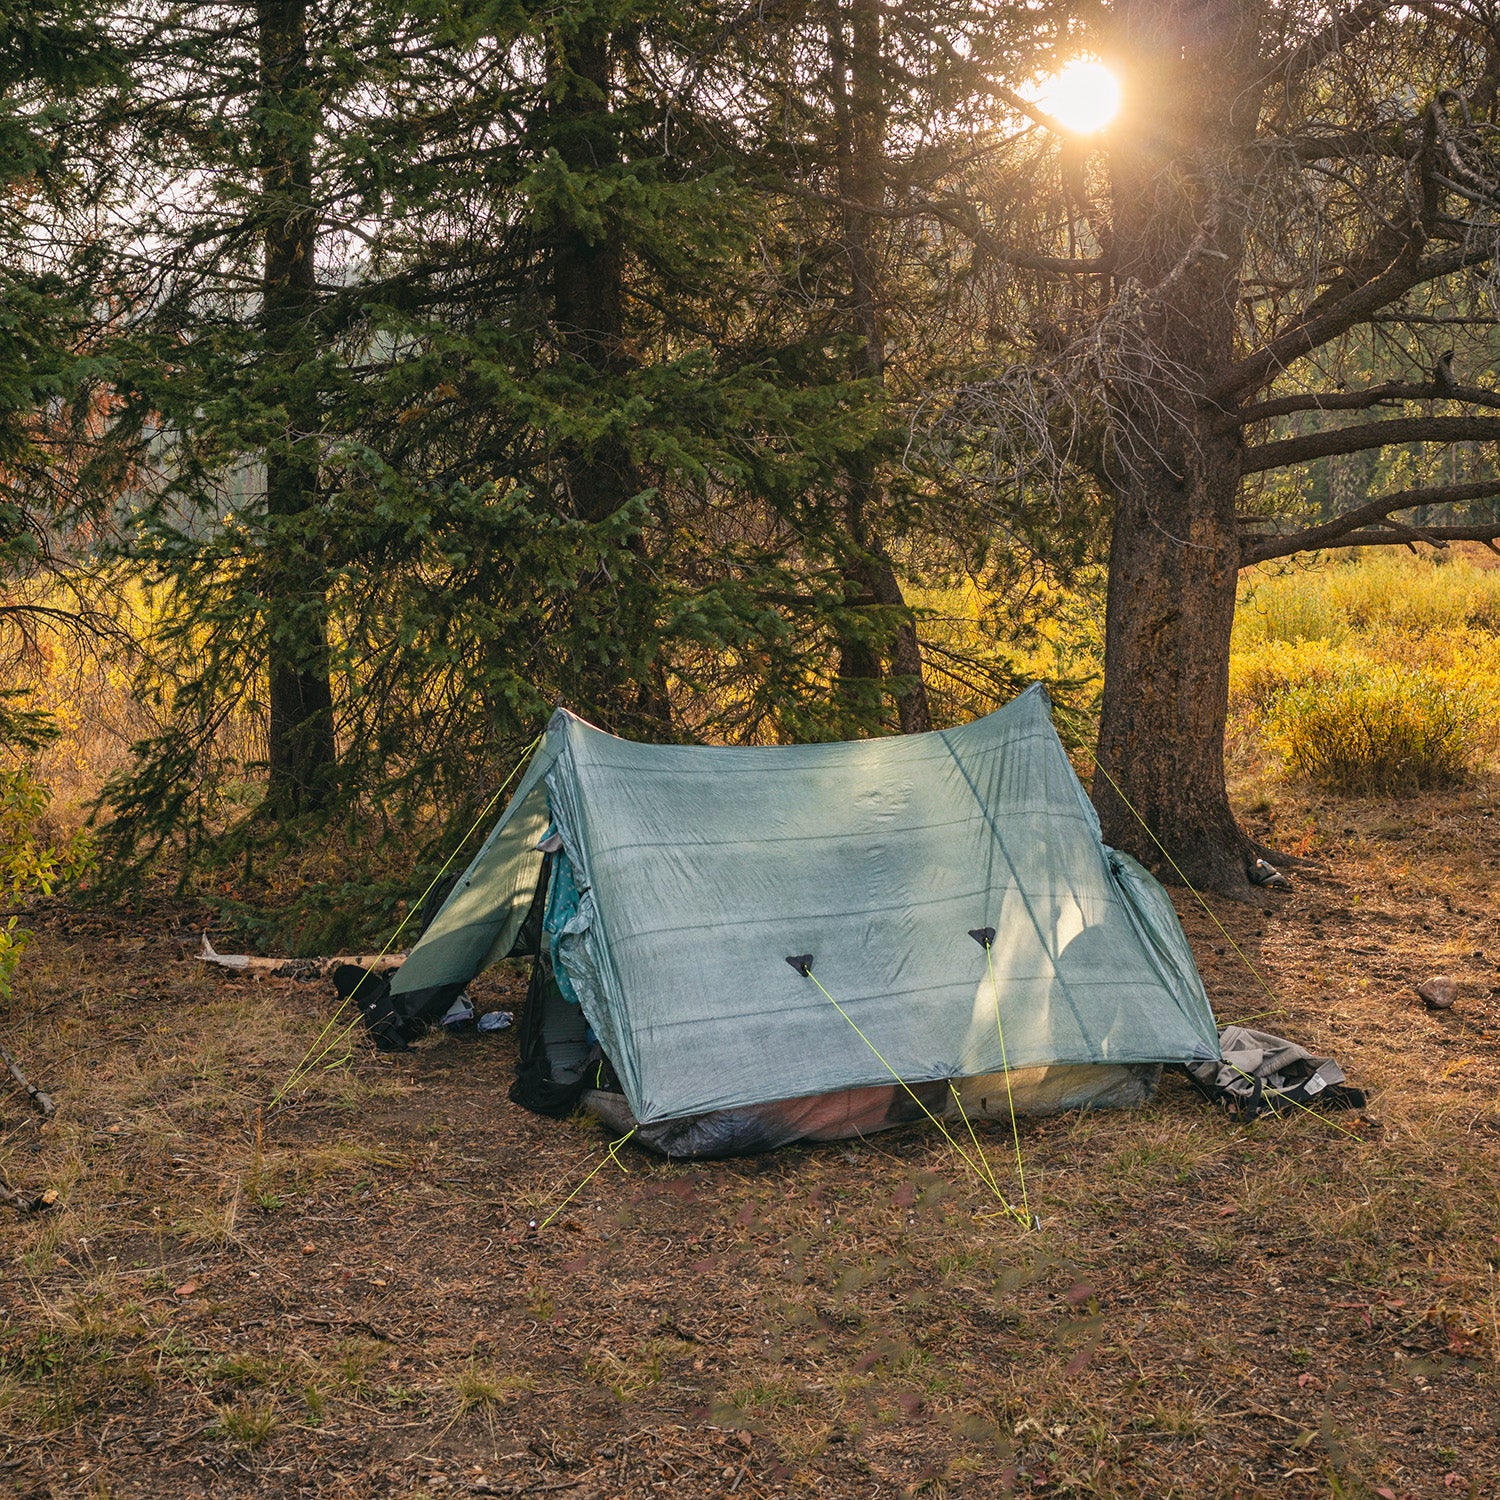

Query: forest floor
1,779,1498,1500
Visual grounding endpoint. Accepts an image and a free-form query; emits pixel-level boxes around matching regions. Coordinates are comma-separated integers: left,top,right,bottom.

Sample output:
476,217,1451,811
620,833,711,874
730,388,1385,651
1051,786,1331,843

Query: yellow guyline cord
536,1127,637,1231
795,963,1033,1229
1051,703,1362,1141
947,1083,1001,1199
270,732,545,1108
977,933,1032,1226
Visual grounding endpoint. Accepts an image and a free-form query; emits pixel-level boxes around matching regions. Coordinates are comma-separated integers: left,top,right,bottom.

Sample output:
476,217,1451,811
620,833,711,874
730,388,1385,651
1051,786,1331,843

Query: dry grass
1,795,1498,1498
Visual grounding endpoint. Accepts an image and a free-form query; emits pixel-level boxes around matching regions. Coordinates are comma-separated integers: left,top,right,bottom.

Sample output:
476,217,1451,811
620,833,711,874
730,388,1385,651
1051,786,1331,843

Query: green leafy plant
0,768,94,998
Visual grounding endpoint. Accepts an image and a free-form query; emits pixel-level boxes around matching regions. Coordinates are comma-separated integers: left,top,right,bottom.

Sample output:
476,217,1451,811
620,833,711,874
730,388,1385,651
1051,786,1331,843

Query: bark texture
1093,0,1265,893
548,26,673,736
828,0,931,736
257,0,337,815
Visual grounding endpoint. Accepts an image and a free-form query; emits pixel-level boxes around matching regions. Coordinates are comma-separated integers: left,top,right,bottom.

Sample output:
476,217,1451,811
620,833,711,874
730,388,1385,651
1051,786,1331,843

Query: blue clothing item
541,827,584,1006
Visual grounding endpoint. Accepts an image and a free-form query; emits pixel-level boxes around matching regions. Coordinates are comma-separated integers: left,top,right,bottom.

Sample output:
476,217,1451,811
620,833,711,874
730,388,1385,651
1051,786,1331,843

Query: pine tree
704,0,1064,736
0,0,121,746
92,0,887,880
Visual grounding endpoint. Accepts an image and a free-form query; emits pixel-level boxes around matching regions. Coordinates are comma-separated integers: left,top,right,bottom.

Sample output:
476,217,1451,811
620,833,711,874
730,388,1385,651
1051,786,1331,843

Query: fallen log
0,1036,55,1118
195,934,407,979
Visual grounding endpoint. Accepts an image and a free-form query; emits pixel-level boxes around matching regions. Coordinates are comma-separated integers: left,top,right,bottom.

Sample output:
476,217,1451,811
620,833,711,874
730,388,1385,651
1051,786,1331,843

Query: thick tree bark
1092,0,1264,895
257,0,336,815
869,554,932,735
828,0,931,736
1096,459,1246,891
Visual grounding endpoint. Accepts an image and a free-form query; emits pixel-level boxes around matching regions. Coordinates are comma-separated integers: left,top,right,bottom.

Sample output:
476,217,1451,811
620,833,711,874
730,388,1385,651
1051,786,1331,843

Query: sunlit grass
1233,548,1500,784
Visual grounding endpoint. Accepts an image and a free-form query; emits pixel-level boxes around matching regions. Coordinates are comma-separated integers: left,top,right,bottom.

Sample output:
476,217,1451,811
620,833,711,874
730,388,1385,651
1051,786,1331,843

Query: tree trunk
828,0,931,736
837,539,933,735
1095,456,1247,892
1092,0,1264,894
869,553,931,734
257,0,336,815
547,26,673,737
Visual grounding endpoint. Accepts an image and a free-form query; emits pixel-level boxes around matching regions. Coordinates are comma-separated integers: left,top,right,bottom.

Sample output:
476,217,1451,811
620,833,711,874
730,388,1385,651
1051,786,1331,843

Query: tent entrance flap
390,746,558,1004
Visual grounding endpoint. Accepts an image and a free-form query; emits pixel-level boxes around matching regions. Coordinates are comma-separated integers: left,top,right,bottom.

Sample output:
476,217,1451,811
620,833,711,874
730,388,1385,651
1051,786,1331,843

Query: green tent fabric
392,684,1221,1123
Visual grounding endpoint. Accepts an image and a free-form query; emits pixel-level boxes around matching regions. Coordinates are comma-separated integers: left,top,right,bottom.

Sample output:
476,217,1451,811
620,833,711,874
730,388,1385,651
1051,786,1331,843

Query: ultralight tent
386,684,1222,1156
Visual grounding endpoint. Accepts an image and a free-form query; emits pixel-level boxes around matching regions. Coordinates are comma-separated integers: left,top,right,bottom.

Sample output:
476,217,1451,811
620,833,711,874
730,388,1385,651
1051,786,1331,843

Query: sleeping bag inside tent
388,684,1222,1157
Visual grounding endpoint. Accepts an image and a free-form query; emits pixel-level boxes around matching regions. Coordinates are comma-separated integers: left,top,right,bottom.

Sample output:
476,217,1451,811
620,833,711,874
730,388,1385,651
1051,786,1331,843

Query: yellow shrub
1239,549,1500,641
1234,576,1350,648
1228,637,1348,714
0,769,95,996
1235,551,1500,780
1265,665,1479,795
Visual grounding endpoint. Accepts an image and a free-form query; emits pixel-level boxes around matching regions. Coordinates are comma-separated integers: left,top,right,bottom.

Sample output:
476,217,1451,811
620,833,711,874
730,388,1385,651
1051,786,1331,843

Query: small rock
1416,976,1458,1010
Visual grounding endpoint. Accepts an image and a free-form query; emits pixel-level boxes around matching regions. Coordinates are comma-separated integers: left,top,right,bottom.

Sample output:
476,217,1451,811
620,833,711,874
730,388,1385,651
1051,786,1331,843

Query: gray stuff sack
1186,1025,1366,1120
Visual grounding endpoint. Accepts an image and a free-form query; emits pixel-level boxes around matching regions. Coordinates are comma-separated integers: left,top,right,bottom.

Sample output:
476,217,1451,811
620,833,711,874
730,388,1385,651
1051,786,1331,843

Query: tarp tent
390,685,1222,1150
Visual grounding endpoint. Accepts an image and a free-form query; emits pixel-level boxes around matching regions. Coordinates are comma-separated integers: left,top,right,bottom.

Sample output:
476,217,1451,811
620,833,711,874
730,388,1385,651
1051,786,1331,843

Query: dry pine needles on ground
1,781,1498,1499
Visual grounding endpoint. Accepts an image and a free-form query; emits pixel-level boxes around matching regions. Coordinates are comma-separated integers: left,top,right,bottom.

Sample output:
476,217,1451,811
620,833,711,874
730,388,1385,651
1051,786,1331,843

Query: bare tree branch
1257,0,1404,92
1267,521,1500,554
1263,126,1418,162
1207,245,1487,405
904,194,1113,277
1235,380,1500,424
990,81,1072,138
1243,414,1500,472
1369,311,1500,326
1241,479,1500,563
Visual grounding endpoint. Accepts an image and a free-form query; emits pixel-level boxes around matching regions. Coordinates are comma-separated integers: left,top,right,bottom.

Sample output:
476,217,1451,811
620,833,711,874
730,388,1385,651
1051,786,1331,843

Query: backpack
332,964,423,1052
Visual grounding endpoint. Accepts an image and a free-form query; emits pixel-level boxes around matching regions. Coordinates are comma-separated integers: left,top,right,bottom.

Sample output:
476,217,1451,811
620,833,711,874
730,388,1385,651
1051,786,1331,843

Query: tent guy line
534,1126,638,1233
948,1080,1006,1201
1044,709,1361,1141
974,926,1032,1226
788,954,1033,1229
270,731,546,1108
1050,702,1291,1030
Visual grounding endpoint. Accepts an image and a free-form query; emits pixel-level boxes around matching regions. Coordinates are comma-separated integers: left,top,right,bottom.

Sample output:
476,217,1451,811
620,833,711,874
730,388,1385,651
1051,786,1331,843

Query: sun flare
1034,59,1121,135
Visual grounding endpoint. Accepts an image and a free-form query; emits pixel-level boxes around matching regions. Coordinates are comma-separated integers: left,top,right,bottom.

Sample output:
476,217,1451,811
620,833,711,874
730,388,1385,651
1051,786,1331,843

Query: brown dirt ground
1,781,1498,1500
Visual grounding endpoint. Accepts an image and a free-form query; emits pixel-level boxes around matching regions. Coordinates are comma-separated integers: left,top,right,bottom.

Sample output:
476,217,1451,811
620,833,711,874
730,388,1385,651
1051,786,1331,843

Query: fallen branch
0,1178,57,1214
196,934,407,979
0,1036,54,1118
